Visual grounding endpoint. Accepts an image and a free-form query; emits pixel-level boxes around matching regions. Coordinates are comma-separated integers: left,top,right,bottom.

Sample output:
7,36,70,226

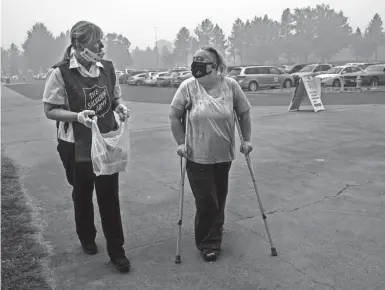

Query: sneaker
81,242,98,255
202,251,217,262
110,255,131,273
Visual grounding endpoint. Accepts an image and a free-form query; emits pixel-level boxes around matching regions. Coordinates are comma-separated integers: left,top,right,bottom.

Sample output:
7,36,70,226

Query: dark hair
62,21,103,61
200,46,227,74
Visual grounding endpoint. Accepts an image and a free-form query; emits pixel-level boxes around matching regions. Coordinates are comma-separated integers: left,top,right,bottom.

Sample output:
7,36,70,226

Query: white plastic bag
91,113,130,176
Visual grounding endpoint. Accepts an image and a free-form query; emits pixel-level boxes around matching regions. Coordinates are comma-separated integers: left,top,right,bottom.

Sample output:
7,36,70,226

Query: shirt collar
69,47,104,69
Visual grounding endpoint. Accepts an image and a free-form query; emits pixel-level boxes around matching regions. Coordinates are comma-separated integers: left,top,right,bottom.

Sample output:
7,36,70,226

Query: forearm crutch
175,110,190,264
234,111,278,257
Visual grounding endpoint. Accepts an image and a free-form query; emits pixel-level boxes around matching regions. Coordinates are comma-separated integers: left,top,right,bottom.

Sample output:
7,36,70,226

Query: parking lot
5,80,385,107
109,62,385,92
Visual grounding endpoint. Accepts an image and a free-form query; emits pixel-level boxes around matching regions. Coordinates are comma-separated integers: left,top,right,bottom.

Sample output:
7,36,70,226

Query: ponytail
62,44,73,61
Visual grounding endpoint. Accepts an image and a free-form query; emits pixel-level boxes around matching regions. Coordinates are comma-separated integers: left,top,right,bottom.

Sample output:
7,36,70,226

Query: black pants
57,139,125,258
186,160,232,254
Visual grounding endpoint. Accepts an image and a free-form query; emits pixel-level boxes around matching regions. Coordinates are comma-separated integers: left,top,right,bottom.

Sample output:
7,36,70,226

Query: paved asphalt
2,84,385,290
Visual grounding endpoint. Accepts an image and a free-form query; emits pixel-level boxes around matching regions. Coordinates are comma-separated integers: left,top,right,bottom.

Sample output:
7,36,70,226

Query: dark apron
53,60,118,162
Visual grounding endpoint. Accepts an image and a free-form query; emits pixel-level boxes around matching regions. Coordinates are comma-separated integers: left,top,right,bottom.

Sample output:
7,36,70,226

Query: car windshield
325,67,343,74
364,65,384,72
228,68,242,76
299,65,316,72
284,65,295,70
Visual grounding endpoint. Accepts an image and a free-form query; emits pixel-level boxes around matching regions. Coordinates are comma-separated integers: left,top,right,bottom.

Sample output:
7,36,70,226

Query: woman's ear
207,63,217,73
74,41,84,51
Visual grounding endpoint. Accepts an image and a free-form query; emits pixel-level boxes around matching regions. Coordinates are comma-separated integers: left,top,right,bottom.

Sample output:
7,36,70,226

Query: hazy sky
1,0,384,51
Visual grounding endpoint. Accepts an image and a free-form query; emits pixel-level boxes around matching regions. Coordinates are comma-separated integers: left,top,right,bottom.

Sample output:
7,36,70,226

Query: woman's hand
77,110,96,128
115,104,130,121
177,144,189,158
240,141,253,155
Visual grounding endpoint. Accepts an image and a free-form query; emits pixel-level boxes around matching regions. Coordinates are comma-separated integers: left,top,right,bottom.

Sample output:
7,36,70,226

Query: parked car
1,76,10,84
119,70,148,84
344,62,382,70
144,71,159,85
130,70,148,76
171,71,192,87
281,64,307,74
342,64,385,87
315,66,363,87
228,66,294,91
168,71,189,86
169,66,189,72
128,73,146,85
124,69,136,75
118,73,129,84
291,63,333,85
144,71,168,86
344,62,366,68
115,70,125,77
155,72,176,87
39,73,48,80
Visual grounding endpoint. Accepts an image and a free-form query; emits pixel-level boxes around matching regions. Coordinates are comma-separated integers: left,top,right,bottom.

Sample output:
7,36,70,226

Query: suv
291,63,333,85
228,66,294,91
124,69,136,75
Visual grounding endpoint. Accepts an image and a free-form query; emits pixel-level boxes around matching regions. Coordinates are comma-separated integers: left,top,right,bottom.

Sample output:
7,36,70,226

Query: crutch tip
175,255,181,264
271,247,278,257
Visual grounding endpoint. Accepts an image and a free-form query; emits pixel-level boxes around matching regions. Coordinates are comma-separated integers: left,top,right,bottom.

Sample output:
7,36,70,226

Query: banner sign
288,76,325,112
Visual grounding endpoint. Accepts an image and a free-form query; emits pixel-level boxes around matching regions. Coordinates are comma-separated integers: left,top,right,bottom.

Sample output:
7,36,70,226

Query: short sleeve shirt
170,76,251,164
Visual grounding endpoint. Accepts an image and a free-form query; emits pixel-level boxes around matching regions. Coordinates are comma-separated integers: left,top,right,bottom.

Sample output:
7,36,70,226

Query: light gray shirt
171,76,251,164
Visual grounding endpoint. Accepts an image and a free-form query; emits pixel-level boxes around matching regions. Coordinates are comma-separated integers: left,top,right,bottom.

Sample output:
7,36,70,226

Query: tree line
1,4,384,76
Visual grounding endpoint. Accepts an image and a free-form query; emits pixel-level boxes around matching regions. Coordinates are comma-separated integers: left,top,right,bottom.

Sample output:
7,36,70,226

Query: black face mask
191,61,215,78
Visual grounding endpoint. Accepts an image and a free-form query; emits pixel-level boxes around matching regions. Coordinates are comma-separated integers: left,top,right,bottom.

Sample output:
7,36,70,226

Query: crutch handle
184,110,190,149
234,110,249,155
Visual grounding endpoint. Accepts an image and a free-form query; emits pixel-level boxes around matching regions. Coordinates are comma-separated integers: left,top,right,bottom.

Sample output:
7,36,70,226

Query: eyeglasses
193,56,214,63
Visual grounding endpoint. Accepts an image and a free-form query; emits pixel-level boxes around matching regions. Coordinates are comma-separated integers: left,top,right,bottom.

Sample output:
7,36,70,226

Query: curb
244,86,385,95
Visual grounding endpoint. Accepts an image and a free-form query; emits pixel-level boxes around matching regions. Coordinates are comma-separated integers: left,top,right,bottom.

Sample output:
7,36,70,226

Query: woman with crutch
42,21,131,273
169,46,253,262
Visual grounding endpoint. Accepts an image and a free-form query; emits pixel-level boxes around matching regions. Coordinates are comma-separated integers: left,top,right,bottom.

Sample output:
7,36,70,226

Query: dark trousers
186,160,232,254
57,139,125,258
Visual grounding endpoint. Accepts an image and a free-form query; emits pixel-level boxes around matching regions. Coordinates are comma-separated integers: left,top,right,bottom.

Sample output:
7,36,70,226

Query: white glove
115,104,130,121
77,110,96,128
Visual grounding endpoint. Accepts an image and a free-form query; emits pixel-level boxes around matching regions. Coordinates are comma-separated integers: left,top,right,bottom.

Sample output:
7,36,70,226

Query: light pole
241,41,248,66
155,26,159,70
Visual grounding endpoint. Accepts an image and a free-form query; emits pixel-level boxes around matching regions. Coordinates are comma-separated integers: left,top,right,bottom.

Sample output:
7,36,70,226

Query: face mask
80,48,104,63
191,61,216,78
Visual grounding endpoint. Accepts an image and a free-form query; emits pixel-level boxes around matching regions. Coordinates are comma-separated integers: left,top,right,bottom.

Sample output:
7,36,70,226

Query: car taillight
236,76,245,80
